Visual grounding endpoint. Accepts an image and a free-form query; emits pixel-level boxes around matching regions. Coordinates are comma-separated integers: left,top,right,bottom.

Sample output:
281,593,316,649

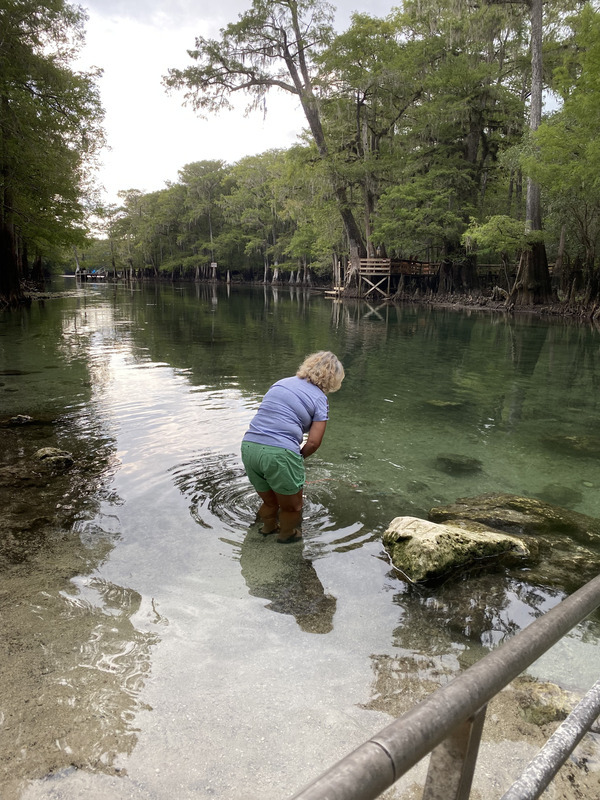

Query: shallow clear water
1,281,599,799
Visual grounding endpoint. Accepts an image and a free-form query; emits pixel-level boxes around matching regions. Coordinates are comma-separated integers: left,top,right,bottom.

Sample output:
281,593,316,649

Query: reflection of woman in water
240,533,337,634
241,351,344,543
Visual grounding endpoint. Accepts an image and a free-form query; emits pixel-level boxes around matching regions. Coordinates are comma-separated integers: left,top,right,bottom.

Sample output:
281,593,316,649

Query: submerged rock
406,479,430,494
0,464,48,487
542,434,600,458
512,677,583,727
382,516,532,584
0,414,34,426
425,400,464,409
429,493,600,545
435,453,483,475
535,483,583,508
33,447,74,470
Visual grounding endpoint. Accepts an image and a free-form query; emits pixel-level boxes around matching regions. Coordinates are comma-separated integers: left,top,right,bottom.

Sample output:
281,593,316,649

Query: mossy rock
429,493,600,545
0,414,34,427
511,677,581,727
425,400,464,409
33,447,74,470
382,516,533,584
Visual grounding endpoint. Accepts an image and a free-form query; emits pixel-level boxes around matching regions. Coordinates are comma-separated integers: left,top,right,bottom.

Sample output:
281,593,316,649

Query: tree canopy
0,0,104,305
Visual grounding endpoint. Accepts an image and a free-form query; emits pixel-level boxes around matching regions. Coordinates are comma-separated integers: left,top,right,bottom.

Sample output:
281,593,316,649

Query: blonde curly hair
297,351,344,394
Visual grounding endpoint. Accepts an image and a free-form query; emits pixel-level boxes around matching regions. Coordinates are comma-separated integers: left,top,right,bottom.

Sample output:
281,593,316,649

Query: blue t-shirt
243,376,329,454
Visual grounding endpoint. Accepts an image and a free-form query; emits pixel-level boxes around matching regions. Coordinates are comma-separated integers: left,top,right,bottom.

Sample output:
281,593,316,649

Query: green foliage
374,177,468,258
97,0,597,294
0,0,105,300
462,215,541,262
525,4,600,277
165,0,334,115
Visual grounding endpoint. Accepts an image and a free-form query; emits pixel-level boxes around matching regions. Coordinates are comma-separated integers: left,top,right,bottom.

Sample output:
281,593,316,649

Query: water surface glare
1,282,600,799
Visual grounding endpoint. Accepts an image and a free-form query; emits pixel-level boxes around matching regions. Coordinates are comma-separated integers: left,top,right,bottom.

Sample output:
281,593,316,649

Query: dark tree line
0,0,104,307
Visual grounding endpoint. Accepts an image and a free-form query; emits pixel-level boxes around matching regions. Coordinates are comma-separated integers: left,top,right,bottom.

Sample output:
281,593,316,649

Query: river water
1,281,600,799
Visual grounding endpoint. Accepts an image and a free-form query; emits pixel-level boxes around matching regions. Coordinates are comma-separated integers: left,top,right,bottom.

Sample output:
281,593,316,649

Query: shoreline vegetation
12,278,600,326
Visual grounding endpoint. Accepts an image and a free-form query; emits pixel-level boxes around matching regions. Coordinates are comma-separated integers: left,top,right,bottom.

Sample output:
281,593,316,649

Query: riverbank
12,281,600,326
403,293,600,323
333,285,600,323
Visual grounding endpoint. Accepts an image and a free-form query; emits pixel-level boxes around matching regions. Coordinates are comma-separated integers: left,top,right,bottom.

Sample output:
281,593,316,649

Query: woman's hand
301,420,327,458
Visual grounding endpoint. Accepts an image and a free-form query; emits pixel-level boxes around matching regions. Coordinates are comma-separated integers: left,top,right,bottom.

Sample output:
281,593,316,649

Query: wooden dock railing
358,258,439,297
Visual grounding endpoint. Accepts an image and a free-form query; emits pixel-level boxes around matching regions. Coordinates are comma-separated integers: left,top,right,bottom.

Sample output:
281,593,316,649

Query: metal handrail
500,678,600,800
290,572,600,800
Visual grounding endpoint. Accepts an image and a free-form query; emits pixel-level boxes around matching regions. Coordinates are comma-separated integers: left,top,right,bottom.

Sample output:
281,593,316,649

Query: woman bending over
241,351,344,543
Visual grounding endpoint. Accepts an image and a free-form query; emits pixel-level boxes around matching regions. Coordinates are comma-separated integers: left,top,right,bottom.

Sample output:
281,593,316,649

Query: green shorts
241,441,305,495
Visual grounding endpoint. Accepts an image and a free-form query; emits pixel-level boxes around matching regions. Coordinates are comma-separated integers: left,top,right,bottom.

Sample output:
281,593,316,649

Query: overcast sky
78,0,394,205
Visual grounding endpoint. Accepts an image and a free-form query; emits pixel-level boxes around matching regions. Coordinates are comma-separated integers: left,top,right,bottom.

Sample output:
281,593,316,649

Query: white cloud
83,0,252,28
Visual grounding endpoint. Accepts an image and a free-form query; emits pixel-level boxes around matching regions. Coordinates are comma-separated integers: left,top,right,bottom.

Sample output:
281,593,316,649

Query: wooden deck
326,259,520,300
360,258,438,275
358,258,438,297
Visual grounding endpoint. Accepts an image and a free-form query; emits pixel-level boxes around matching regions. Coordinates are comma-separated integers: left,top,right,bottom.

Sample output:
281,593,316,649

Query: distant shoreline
13,279,600,326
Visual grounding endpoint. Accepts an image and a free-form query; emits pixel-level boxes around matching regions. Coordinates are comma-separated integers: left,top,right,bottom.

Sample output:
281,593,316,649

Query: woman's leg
275,489,303,541
256,489,280,534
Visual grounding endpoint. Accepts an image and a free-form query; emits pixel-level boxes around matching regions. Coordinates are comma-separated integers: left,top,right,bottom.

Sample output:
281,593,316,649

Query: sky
77,0,394,205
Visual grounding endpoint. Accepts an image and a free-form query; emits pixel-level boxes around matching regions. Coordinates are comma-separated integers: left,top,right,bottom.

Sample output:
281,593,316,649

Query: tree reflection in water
389,572,563,660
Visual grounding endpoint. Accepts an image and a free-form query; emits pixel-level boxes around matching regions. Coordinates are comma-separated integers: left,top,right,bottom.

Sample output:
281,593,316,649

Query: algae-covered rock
0,464,48,487
33,447,74,470
429,493,600,545
511,677,581,727
0,414,34,426
382,516,532,584
425,400,464,409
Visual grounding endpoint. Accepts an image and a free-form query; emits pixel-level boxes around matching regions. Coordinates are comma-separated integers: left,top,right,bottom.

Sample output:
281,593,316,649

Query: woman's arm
301,420,327,459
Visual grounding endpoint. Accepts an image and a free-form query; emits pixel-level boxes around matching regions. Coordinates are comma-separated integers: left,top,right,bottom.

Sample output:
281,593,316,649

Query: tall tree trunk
0,93,25,306
508,0,553,306
553,224,567,294
0,224,23,306
303,257,311,285
295,79,365,272
109,240,116,276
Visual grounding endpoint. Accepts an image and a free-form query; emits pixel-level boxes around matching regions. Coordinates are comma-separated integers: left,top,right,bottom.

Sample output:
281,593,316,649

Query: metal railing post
289,572,600,800
422,705,487,800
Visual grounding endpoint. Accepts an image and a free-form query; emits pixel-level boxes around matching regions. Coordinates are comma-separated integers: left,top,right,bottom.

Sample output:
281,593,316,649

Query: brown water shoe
277,530,302,544
260,524,279,536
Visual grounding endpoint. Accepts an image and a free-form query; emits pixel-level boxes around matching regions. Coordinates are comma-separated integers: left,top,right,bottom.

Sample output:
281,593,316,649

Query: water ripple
169,450,377,554
170,451,255,532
